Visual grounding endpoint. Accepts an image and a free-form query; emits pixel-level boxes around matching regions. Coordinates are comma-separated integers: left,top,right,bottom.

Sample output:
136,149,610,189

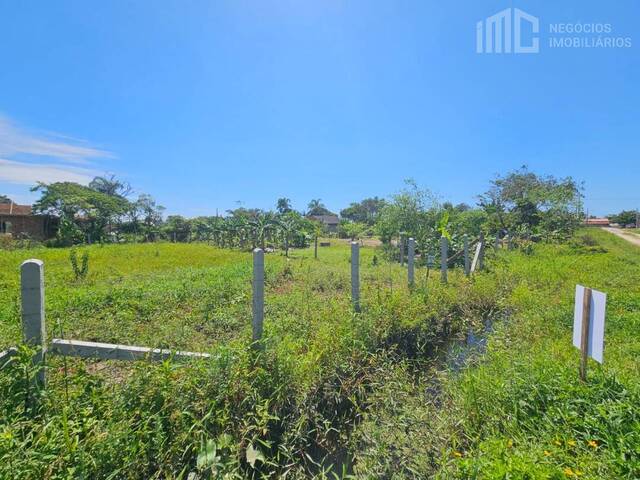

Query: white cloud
0,159,98,185
0,115,112,163
0,114,114,191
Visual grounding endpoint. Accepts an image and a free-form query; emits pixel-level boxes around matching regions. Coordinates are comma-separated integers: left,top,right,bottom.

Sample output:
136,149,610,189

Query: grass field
0,230,638,478
352,229,640,479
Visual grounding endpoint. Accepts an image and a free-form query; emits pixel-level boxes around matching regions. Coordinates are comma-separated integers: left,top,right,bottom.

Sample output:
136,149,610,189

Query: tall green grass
0,240,500,478
2,232,636,479
351,230,640,479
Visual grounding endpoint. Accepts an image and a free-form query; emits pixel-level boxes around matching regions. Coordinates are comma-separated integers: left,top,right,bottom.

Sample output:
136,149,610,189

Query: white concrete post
21,259,46,388
494,232,500,250
440,236,448,283
407,238,415,288
463,234,470,276
252,249,264,348
351,242,360,312
478,232,485,270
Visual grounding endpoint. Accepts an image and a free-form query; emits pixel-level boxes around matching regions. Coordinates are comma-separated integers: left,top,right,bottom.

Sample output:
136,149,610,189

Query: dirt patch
603,227,640,247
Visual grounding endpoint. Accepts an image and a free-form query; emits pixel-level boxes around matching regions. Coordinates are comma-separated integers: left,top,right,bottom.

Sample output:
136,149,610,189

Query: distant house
584,218,610,227
0,203,57,240
308,214,340,233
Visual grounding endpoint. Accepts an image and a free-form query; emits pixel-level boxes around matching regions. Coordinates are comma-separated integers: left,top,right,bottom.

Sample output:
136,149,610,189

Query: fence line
3,240,492,395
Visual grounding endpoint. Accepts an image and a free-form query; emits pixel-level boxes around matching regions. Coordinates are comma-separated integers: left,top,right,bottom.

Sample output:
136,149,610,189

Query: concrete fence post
407,237,415,288
252,249,264,348
494,232,500,250
440,236,448,283
21,259,46,389
351,242,360,312
463,234,470,276
478,232,485,271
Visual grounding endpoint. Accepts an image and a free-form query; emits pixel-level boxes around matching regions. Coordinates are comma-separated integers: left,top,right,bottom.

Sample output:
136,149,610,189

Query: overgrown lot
353,229,640,479
0,231,638,479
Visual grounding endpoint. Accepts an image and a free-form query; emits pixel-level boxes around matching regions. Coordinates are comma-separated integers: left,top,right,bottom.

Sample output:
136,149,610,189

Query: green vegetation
352,229,640,479
608,210,638,227
1,229,638,478
3,168,635,478
0,237,496,478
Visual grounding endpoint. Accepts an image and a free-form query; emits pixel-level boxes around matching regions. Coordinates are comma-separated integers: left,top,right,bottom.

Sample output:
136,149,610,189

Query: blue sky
0,0,638,216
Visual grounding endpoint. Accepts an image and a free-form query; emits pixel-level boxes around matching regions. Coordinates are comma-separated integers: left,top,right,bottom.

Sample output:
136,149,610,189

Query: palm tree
276,198,292,214
308,199,322,211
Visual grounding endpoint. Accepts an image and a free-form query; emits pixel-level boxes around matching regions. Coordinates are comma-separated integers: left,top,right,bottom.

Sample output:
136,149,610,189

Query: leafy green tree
276,198,292,214
32,181,131,245
307,199,333,216
277,211,313,255
376,179,439,245
163,215,191,242
134,194,164,241
0,195,11,204
609,210,638,226
339,220,368,241
478,167,582,240
340,197,386,225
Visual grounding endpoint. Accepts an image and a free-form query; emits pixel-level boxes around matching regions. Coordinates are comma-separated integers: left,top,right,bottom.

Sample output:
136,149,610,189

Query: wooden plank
49,339,211,362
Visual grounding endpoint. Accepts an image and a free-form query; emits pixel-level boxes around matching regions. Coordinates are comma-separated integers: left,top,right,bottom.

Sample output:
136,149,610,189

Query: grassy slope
352,229,640,479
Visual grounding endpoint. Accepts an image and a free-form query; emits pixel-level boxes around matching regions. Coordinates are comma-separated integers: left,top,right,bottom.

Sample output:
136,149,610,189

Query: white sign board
572,285,606,364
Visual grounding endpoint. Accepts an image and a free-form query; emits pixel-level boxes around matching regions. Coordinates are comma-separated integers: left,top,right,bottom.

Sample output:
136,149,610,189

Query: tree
276,198,292,214
306,199,333,216
478,167,583,240
163,215,191,242
89,174,132,198
609,210,637,226
340,197,386,225
376,179,439,245
32,181,131,245
0,195,11,204
133,194,165,241
339,220,368,241
251,211,279,249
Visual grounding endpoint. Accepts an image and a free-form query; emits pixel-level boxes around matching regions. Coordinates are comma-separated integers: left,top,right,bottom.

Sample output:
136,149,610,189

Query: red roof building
0,202,57,240
584,218,610,227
